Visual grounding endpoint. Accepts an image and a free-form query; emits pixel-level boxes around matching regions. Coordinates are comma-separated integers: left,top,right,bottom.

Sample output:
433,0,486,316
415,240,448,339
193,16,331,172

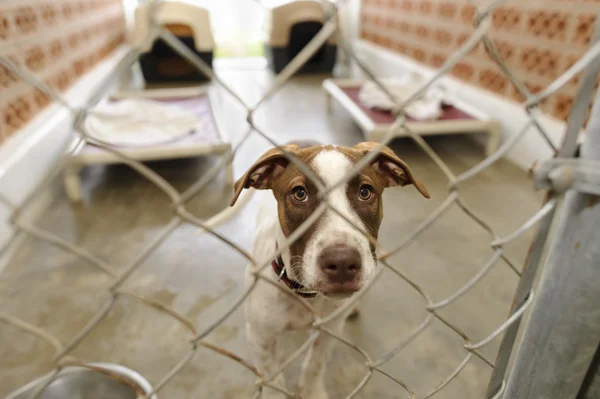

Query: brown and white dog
230,141,429,399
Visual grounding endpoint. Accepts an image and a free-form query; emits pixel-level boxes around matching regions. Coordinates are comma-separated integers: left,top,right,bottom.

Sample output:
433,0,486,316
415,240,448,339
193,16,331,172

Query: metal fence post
486,19,600,397
504,90,600,398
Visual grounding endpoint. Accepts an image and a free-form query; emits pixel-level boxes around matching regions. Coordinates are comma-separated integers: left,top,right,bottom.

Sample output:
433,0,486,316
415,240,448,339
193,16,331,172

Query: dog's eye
358,185,373,201
292,186,308,202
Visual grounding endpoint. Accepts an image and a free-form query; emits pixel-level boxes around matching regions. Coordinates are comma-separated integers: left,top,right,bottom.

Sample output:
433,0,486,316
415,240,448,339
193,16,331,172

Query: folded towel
358,72,447,120
84,98,200,147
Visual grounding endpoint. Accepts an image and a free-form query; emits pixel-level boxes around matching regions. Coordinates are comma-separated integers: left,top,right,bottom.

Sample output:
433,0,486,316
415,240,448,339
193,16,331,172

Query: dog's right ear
230,145,299,206
354,142,430,198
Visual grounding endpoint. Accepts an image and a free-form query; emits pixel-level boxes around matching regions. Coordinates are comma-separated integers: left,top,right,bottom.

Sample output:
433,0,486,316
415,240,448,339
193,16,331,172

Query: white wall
339,0,362,42
184,0,265,48
0,47,130,255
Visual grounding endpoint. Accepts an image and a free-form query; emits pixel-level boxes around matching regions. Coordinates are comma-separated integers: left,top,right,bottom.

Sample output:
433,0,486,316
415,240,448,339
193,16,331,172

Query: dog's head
231,142,429,299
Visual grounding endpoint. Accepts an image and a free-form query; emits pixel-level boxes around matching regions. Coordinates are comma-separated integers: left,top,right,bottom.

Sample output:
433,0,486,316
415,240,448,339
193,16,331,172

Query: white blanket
84,99,200,147
358,72,447,120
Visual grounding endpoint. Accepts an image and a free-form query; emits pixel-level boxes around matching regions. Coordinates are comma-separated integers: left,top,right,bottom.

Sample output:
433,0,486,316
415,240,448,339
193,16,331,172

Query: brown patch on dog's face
344,167,387,257
269,153,323,284
231,142,429,296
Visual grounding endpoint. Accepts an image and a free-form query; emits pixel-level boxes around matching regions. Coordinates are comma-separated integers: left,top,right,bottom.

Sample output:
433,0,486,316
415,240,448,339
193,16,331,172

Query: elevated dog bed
132,2,214,83
263,0,338,74
323,78,502,156
64,87,232,202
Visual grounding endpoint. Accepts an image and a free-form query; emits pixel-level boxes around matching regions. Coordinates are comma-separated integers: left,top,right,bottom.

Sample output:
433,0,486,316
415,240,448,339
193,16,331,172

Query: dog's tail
196,187,255,235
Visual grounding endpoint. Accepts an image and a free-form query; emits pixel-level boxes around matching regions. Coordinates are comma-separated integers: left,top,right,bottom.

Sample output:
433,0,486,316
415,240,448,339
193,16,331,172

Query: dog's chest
262,294,345,331
280,299,316,330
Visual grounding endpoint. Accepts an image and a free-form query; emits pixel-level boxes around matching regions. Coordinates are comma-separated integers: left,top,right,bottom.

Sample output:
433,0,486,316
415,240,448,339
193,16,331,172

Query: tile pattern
359,0,600,122
0,0,126,146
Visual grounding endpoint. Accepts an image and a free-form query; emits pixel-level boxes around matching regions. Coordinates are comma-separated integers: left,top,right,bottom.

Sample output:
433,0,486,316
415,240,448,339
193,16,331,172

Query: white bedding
358,72,448,120
84,99,200,147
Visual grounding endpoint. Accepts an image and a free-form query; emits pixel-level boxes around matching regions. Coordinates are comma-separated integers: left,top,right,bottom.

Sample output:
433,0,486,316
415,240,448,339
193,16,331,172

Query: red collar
272,244,317,298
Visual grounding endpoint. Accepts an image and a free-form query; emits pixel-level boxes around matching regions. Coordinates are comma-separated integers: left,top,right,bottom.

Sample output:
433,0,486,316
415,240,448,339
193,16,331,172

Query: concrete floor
0,60,545,398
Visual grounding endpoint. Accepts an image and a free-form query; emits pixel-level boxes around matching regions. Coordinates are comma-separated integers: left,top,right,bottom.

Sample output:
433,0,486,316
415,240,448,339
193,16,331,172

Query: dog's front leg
246,322,288,399
297,318,345,399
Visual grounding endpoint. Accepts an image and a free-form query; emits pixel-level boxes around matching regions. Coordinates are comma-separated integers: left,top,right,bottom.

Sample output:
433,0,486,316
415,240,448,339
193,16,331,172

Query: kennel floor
0,65,544,398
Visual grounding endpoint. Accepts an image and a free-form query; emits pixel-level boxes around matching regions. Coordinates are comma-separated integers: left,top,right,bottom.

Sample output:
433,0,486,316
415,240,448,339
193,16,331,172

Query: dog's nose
318,244,362,281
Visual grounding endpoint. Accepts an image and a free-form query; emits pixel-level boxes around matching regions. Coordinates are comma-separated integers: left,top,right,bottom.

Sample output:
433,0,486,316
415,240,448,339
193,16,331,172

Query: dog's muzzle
317,244,363,295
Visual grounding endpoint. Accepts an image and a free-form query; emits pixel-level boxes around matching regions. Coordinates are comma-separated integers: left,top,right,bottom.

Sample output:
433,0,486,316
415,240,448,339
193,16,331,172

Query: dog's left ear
355,142,430,199
230,144,300,206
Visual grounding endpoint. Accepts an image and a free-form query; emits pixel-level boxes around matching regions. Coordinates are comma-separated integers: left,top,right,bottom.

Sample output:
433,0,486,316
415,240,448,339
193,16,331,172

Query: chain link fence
0,0,599,398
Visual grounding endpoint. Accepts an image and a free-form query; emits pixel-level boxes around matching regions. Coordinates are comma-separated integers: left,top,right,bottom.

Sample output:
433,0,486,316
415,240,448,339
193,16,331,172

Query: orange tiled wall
360,0,599,121
0,0,126,146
